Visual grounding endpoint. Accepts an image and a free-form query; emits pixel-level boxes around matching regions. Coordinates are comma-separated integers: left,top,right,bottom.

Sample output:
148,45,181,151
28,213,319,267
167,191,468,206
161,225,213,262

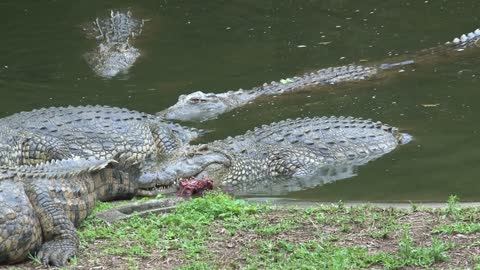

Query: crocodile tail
258,65,378,96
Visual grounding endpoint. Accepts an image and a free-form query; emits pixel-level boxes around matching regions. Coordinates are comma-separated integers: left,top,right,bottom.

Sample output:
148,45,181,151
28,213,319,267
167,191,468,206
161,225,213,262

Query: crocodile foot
35,239,77,266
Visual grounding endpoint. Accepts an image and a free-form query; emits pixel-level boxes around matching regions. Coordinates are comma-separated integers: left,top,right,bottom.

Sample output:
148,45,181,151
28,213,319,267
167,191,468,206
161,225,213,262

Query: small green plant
473,256,480,270
178,261,218,270
69,256,79,266
126,256,140,270
257,218,297,236
337,200,346,211
410,201,418,212
27,253,42,266
397,229,451,267
447,195,459,214
433,222,480,235
247,239,381,269
370,227,391,239
340,224,353,233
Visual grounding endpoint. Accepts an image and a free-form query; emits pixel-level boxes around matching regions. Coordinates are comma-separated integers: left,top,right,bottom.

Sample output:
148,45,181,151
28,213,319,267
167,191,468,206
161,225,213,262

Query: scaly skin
84,11,144,78
158,26,480,122
148,116,410,194
447,28,480,48
0,105,202,171
157,65,379,122
0,158,147,266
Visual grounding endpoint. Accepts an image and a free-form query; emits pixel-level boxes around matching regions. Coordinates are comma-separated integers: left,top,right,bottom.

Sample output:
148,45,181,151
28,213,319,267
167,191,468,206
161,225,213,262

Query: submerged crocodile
0,105,201,192
84,11,145,78
0,158,178,266
145,116,410,194
158,27,480,122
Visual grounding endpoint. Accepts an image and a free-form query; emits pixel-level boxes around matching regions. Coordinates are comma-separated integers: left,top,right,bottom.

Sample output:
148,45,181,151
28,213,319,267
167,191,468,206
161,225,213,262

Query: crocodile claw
36,239,77,266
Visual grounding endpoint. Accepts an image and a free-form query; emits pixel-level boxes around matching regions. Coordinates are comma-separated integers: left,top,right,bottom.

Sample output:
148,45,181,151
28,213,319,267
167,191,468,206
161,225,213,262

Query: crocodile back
0,105,201,166
215,116,407,165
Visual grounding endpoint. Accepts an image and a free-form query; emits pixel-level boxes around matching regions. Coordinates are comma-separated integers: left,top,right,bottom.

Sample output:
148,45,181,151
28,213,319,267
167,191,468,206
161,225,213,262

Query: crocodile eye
189,98,208,104
189,98,200,104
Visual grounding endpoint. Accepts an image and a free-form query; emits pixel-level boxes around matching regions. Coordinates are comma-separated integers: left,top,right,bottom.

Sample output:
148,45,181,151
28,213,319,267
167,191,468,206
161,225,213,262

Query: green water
1,0,480,202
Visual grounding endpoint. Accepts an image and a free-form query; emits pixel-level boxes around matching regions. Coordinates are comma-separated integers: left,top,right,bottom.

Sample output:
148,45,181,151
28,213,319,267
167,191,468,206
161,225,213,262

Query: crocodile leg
149,123,184,156
0,180,43,264
25,181,79,266
149,121,205,157
19,133,73,165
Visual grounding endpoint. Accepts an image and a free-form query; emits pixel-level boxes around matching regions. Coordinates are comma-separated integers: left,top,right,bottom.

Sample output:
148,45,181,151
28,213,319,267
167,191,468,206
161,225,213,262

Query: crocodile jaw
84,43,140,78
137,147,231,191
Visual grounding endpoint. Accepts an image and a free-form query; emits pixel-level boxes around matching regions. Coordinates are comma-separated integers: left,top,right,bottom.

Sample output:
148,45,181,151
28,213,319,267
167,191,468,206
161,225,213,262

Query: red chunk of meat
177,178,214,197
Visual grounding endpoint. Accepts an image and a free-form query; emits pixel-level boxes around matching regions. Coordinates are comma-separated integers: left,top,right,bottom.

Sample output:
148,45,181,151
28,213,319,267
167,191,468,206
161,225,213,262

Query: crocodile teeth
475,29,480,35
468,32,476,39
176,176,196,181
461,34,468,42
147,183,174,191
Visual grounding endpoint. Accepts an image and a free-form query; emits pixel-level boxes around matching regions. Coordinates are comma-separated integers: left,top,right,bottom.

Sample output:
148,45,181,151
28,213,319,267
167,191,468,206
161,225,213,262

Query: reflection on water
0,0,480,202
235,164,360,196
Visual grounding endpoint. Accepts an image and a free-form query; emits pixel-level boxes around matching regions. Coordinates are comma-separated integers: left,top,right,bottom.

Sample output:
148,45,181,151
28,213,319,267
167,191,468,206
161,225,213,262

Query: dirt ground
6,205,480,270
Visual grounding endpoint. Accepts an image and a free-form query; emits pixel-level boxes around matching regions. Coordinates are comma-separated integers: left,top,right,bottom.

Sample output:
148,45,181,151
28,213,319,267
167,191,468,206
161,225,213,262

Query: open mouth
136,175,214,197
136,182,178,196
136,150,229,197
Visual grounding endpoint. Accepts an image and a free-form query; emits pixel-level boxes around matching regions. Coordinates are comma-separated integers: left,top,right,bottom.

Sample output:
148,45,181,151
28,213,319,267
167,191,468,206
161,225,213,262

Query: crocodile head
136,144,364,195
159,91,232,122
84,42,140,78
159,89,260,122
127,161,183,197
137,144,232,193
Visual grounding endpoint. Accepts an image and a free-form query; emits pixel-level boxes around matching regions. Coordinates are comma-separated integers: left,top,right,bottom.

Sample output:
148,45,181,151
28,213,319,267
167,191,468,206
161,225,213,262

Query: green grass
178,261,221,270
79,192,263,259
429,195,480,235
74,193,476,269
303,203,406,240
244,240,382,270
395,229,451,267
239,229,452,270
438,195,480,221
474,256,480,270
433,222,480,235
256,217,298,236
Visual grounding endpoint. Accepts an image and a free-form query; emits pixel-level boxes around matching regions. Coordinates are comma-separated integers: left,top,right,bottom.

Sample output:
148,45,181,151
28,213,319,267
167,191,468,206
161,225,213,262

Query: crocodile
84,11,145,78
158,27,480,122
0,157,179,266
144,116,410,194
0,105,201,188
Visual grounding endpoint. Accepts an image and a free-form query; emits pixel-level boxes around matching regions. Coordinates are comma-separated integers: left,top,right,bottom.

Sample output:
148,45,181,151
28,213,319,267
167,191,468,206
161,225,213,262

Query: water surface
1,0,479,202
